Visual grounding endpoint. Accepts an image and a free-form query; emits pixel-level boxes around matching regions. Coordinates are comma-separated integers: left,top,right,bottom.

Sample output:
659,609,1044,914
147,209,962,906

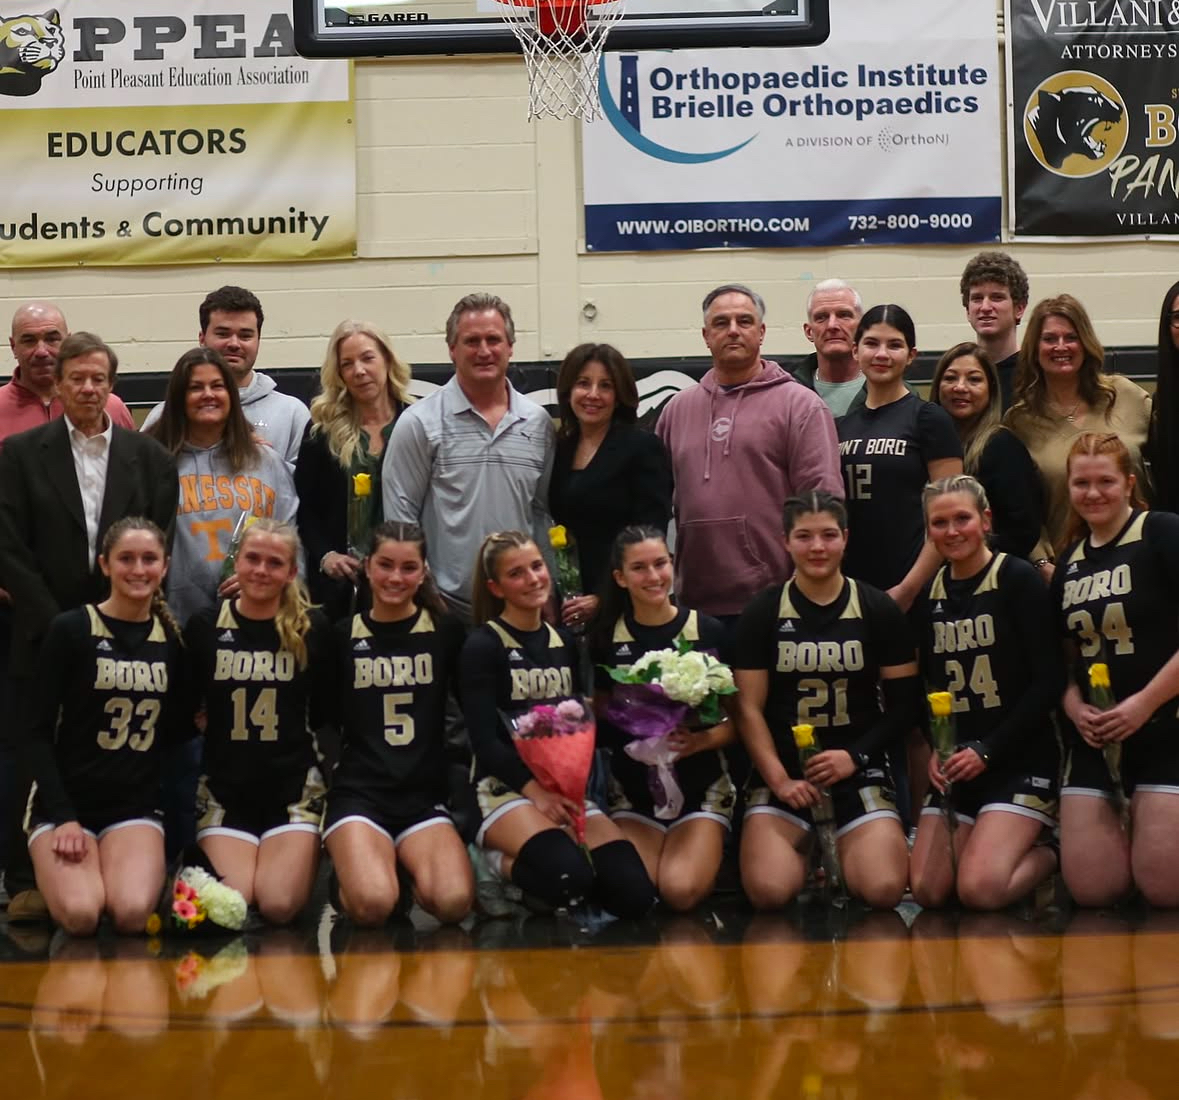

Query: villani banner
1007,0,1179,238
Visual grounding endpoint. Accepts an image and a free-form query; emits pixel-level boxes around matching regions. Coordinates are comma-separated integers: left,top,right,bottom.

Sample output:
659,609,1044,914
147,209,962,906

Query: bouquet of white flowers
603,641,736,819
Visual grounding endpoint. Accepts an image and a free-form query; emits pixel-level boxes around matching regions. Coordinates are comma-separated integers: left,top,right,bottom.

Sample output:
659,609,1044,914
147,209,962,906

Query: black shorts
1062,720,1179,799
922,766,1057,826
744,760,900,837
24,782,164,845
322,787,455,848
606,747,737,830
196,767,326,844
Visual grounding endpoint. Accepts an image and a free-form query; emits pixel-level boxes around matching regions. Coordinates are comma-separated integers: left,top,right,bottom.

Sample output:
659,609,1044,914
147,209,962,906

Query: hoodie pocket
676,517,770,611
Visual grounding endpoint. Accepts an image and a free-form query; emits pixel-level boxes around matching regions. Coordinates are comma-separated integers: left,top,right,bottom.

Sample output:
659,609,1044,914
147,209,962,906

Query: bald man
0,302,134,444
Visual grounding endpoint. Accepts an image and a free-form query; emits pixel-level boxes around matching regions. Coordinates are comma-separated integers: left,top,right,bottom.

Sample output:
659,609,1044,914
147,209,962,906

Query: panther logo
1023,71,1128,179
0,9,65,98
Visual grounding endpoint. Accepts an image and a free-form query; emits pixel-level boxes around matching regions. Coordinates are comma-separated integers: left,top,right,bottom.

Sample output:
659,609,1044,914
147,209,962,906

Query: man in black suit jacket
0,332,177,921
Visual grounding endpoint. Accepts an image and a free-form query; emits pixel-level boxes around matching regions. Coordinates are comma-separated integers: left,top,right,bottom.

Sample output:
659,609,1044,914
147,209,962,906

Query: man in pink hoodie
0,302,134,445
656,284,843,621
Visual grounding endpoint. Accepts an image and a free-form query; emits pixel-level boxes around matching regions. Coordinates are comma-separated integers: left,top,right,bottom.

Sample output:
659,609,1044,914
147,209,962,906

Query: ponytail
471,530,535,625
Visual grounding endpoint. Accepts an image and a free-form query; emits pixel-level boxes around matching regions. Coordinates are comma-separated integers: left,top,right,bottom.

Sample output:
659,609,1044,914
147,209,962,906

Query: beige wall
1,3,1174,376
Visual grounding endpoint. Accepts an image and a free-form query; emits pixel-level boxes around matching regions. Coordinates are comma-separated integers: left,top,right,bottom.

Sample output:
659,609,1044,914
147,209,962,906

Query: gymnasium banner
0,1,354,266
581,0,1001,252
1007,0,1179,238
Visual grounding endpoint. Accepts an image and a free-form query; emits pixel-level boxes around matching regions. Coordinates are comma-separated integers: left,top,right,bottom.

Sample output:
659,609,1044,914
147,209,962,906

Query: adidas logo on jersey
508,649,524,661
219,630,235,642
96,639,112,651
353,639,370,652
616,644,632,657
1067,563,1078,574
933,601,944,613
779,621,795,633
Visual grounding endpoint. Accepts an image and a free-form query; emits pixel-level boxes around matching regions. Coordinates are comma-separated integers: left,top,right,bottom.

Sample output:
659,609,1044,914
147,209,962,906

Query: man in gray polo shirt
382,293,555,620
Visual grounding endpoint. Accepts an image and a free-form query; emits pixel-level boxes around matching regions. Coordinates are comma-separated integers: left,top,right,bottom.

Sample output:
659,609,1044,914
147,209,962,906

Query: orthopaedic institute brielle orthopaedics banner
0,1,353,266
581,0,1001,252
1007,0,1179,238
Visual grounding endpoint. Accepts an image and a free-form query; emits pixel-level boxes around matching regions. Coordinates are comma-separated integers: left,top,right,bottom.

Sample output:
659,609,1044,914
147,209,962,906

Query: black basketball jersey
837,393,961,589
734,578,913,771
186,601,333,804
1055,511,1179,727
460,618,578,788
923,553,1061,772
332,607,465,799
28,605,182,825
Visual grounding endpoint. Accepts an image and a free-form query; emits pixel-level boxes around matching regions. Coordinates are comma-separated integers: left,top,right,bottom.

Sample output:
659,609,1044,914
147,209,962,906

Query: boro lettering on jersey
213,649,297,682
1061,564,1133,610
510,666,574,701
865,438,908,456
353,653,434,689
94,657,168,693
776,640,865,673
932,614,996,654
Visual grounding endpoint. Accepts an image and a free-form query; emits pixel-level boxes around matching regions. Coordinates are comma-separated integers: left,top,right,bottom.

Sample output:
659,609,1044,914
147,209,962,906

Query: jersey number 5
383,693,416,746
97,697,161,752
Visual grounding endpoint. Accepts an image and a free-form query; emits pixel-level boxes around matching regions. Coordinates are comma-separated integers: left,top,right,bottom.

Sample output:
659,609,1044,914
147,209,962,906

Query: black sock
510,830,595,909
591,840,657,919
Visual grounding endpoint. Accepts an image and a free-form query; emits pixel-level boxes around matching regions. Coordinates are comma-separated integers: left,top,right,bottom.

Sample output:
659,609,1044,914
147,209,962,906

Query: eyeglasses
1169,311,1179,329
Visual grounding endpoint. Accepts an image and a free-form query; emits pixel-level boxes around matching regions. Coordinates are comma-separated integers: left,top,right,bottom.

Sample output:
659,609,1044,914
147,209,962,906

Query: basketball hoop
496,0,627,121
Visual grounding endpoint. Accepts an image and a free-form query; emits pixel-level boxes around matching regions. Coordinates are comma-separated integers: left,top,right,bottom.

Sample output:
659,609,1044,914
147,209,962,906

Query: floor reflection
4,904,1179,1099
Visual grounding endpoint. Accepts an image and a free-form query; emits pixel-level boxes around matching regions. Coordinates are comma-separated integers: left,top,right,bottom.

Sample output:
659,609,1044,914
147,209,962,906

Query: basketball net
497,0,627,121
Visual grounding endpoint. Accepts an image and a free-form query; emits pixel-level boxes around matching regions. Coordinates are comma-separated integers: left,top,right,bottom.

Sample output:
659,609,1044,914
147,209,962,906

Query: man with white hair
791,279,869,418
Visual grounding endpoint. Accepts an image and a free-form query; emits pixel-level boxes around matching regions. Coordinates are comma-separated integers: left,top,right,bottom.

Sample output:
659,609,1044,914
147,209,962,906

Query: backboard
293,0,830,57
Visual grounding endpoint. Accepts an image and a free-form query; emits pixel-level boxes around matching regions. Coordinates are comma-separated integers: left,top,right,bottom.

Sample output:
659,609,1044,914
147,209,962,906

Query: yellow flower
353,472,372,498
145,912,161,935
927,691,953,718
1089,663,1110,690
792,724,815,749
549,525,568,550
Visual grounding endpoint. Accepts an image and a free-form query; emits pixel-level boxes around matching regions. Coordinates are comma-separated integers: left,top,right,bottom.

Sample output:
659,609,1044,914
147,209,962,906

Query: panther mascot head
1028,86,1124,170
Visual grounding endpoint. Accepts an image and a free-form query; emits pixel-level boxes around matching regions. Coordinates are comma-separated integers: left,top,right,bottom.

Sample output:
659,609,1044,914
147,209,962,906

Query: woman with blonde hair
186,519,334,924
931,342,1043,558
295,320,412,619
1004,295,1151,578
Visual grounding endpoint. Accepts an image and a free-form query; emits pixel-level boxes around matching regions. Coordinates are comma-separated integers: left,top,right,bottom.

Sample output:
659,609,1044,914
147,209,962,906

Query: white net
498,0,628,121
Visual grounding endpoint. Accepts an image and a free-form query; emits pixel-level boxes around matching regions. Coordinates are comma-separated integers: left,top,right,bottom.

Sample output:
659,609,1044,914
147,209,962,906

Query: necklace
1050,399,1082,423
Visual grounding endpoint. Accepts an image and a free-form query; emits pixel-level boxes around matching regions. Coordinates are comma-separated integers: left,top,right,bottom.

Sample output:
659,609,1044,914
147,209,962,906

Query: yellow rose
1089,663,1110,690
145,912,161,936
353,472,372,498
927,691,953,718
549,524,568,550
792,724,815,749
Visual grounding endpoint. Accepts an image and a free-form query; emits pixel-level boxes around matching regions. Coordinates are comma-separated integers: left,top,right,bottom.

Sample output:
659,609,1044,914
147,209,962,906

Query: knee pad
510,829,594,909
591,840,657,919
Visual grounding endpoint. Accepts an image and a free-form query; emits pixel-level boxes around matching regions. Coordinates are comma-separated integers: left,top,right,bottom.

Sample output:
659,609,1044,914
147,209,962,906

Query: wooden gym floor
3,897,1179,1099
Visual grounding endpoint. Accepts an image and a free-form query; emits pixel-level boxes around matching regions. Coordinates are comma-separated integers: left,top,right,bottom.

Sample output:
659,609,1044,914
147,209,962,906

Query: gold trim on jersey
487,619,563,650
611,609,699,645
216,601,240,630
778,579,863,621
87,603,166,643
350,608,436,639
1066,511,1148,565
929,552,1007,600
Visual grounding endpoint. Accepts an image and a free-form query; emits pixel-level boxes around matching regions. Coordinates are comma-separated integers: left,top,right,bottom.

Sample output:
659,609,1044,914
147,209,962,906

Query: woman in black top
25,517,186,936
460,530,655,918
837,306,963,611
1054,433,1179,908
932,343,1044,559
295,320,412,620
911,476,1062,910
589,526,736,911
187,519,332,925
323,521,473,926
1147,278,1179,512
549,343,672,626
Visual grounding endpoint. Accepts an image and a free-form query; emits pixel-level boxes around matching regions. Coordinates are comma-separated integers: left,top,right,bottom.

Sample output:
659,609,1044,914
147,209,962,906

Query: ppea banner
581,0,1001,252
0,1,354,266
1007,0,1179,238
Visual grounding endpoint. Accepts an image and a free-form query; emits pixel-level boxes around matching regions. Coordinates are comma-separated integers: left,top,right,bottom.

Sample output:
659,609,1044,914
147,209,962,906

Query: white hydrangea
179,866,248,930
626,647,729,707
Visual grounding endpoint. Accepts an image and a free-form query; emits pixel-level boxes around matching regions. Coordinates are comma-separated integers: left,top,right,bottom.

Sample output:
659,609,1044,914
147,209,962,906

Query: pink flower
174,881,195,901
174,899,198,921
516,712,536,735
556,699,584,721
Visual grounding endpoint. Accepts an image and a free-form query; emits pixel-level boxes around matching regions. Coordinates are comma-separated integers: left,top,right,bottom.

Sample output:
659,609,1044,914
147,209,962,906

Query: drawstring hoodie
656,359,843,616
